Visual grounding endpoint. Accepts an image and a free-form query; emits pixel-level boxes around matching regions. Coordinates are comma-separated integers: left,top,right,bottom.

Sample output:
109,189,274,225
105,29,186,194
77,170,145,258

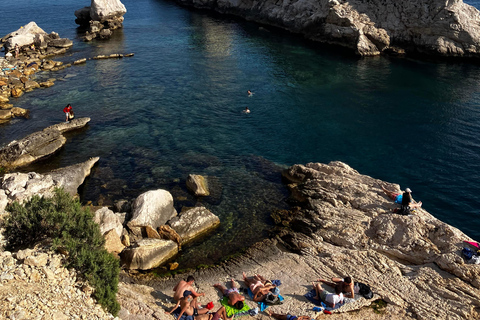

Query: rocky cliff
173,0,480,57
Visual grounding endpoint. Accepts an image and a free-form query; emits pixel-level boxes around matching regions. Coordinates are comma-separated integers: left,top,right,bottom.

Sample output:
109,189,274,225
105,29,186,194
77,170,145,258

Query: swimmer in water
243,107,250,114
247,90,253,96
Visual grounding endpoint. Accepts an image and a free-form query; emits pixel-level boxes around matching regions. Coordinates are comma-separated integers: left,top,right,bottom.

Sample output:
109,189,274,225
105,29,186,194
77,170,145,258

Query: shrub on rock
3,188,120,316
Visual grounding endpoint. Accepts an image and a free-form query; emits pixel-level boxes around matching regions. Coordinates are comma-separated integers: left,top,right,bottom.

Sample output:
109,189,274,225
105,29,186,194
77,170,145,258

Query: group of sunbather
166,273,359,320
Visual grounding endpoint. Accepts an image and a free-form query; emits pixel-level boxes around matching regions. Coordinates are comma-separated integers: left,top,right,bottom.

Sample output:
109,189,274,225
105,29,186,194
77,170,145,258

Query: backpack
462,247,475,260
396,205,412,215
356,282,373,299
264,293,282,305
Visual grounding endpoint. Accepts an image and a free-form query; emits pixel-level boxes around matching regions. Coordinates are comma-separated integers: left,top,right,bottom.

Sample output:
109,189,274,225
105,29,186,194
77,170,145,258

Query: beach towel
246,288,284,311
464,241,480,249
304,289,354,312
220,296,250,317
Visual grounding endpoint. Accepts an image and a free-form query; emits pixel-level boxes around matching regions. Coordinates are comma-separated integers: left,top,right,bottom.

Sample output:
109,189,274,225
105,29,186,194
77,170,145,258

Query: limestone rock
168,207,220,245
120,239,178,270
157,225,181,245
104,228,125,254
128,189,177,230
47,157,99,196
186,174,210,196
0,110,12,120
10,107,29,118
0,118,91,169
93,206,123,237
144,225,161,239
91,0,127,22
174,0,480,58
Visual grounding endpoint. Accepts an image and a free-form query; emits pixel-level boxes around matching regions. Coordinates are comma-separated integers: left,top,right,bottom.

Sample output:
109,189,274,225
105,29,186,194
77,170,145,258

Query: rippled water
2,0,480,269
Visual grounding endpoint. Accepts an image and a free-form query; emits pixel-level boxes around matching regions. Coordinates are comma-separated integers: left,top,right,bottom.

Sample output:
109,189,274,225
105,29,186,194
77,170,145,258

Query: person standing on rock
213,278,245,309
173,275,205,302
63,104,73,122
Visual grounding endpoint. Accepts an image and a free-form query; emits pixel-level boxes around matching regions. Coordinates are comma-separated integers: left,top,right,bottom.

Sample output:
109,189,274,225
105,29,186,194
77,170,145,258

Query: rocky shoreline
1,159,479,319
173,0,480,58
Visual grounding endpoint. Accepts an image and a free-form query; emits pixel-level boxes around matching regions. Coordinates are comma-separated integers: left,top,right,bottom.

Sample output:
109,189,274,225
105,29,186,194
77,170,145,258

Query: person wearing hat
400,188,422,210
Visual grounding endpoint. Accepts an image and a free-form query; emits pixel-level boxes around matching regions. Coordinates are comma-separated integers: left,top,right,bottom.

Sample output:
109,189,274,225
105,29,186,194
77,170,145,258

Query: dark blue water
2,0,480,268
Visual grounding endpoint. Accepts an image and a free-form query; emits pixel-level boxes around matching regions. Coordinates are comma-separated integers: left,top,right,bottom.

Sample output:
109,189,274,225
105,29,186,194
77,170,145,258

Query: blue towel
247,288,284,311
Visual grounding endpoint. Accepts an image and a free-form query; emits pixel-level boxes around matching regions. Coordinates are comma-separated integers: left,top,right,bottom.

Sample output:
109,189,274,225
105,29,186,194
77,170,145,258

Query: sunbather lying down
242,272,277,302
266,308,309,320
213,279,245,309
196,306,232,320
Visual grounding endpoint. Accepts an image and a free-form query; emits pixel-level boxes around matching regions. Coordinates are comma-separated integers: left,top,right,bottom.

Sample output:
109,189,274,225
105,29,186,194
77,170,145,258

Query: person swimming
247,90,253,96
243,107,250,114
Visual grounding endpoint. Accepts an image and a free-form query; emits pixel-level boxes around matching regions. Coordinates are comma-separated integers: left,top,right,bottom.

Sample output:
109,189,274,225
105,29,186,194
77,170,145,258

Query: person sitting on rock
173,276,205,302
166,292,210,319
265,308,310,320
213,278,245,309
312,282,344,308
382,186,422,215
317,277,356,298
243,272,277,302
195,306,233,320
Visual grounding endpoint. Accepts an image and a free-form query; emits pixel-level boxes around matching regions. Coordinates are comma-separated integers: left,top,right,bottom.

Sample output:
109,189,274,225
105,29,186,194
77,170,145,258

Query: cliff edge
174,0,480,57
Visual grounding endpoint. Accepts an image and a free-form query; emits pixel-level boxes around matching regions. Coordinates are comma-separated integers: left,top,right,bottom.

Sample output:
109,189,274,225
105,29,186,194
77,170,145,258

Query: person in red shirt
63,104,73,122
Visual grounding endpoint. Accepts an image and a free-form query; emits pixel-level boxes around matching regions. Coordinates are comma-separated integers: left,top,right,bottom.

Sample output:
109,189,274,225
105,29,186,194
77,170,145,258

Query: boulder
0,110,12,120
0,118,91,169
93,207,123,237
104,228,125,254
90,0,127,22
3,22,47,52
168,207,220,245
74,7,92,26
157,225,181,245
186,174,209,196
144,225,161,239
48,38,73,48
128,190,177,230
120,239,178,270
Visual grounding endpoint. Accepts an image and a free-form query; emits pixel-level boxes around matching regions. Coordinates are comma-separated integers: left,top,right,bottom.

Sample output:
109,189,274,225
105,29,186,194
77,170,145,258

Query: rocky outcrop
169,207,220,245
94,207,124,237
0,246,114,319
0,158,99,217
0,118,91,169
75,0,127,41
174,0,480,58
1,22,72,53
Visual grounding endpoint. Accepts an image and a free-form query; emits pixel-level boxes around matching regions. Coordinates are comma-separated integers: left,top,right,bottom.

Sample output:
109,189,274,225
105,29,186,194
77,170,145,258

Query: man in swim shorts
166,292,210,319
195,306,233,320
213,279,245,309
174,275,205,302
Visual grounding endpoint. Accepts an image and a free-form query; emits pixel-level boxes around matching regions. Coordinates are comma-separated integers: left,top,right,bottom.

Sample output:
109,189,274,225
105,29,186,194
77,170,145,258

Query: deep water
2,0,480,269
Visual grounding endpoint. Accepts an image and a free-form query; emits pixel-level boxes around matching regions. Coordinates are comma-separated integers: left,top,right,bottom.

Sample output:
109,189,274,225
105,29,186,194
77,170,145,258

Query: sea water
2,0,480,269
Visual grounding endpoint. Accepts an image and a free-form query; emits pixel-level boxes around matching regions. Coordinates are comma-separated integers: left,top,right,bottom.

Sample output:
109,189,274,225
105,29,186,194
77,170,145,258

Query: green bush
4,188,120,316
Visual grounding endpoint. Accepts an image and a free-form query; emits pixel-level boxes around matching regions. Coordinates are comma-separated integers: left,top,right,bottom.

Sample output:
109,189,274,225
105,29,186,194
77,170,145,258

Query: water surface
2,0,480,269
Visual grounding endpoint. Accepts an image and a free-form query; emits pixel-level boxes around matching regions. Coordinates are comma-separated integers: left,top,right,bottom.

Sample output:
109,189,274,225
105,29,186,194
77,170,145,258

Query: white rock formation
128,190,177,230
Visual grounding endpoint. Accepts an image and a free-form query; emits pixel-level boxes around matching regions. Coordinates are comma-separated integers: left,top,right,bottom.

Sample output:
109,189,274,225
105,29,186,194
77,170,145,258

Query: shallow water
2,0,480,269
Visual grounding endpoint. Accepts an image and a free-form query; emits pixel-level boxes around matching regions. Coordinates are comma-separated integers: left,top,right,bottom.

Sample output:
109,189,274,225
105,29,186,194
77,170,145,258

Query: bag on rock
462,247,475,260
356,282,373,299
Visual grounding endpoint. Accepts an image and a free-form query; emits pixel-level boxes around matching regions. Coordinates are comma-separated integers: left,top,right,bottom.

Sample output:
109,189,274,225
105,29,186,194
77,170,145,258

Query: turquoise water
2,0,480,268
